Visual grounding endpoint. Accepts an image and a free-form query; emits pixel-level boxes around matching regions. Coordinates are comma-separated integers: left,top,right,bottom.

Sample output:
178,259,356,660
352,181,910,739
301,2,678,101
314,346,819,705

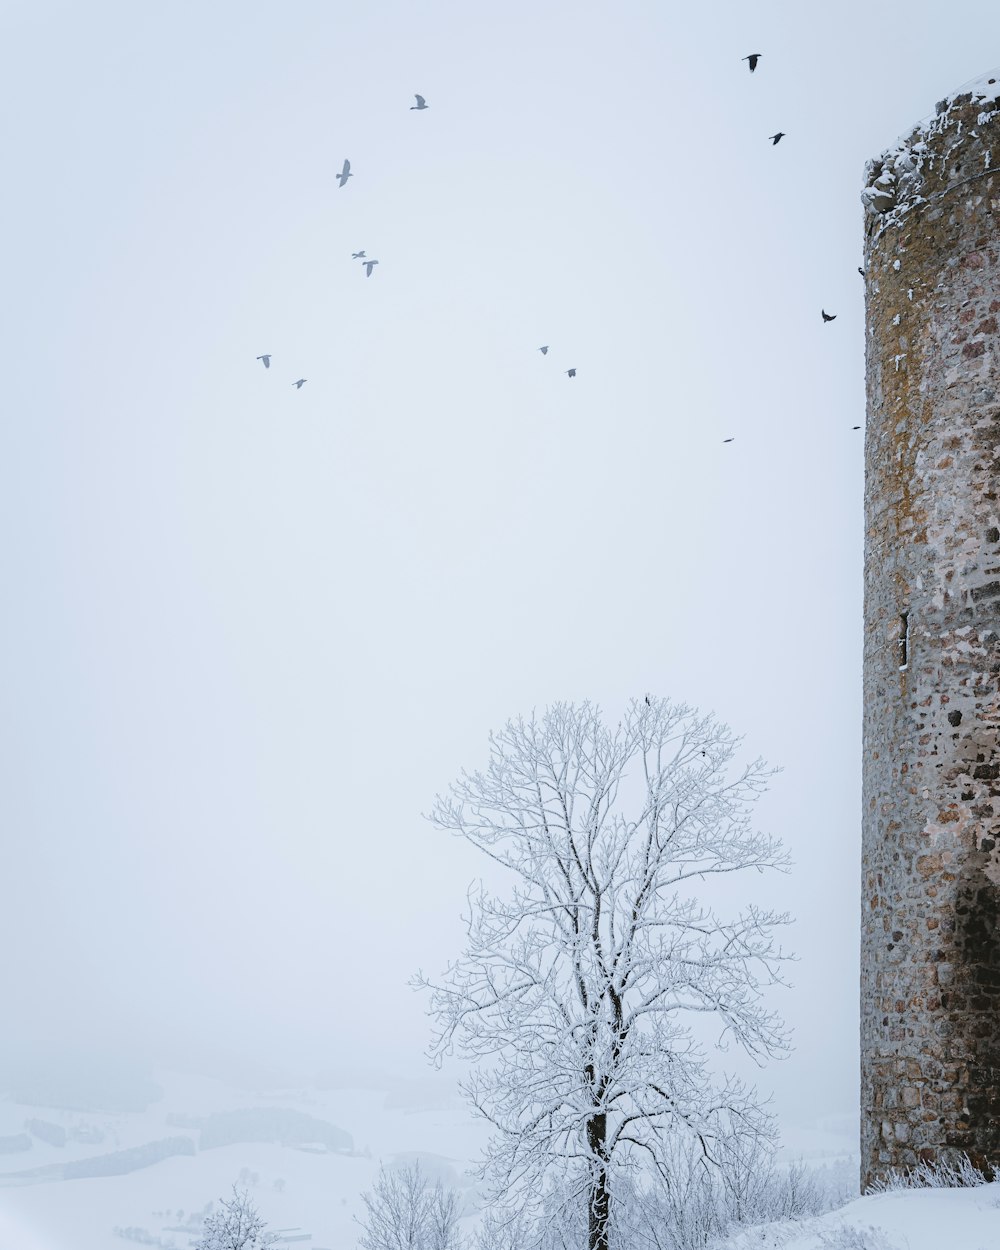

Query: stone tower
861,73,1000,1189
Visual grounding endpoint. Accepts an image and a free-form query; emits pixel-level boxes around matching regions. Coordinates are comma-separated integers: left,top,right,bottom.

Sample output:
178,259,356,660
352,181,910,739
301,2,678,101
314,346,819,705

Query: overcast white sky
2,0,999,1134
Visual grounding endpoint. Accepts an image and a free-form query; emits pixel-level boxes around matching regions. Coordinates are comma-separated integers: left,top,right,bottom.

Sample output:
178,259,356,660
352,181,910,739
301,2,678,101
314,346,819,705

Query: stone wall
861,74,1000,1189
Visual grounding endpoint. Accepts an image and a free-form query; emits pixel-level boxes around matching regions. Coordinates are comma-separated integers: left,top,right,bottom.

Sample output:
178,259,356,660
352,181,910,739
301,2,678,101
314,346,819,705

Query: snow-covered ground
721,1183,1000,1250
1,1070,997,1250
0,1069,487,1250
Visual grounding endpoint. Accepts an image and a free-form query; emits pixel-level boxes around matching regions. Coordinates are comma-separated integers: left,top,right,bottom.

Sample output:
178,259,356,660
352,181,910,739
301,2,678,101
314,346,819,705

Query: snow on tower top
862,71,1000,238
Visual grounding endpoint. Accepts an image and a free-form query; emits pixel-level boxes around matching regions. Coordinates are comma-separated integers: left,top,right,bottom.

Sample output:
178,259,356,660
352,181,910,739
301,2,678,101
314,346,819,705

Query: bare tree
417,698,791,1250
357,1161,465,1250
194,1186,276,1250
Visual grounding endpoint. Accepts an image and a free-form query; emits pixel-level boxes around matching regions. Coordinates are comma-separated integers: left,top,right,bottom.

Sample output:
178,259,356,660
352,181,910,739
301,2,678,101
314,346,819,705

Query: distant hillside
0,1137,195,1187
199,1107,352,1153
1,1050,162,1114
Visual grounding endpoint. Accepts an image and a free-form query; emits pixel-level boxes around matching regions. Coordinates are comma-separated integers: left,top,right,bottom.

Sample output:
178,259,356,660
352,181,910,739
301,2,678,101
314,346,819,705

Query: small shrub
194,1187,276,1250
816,1225,899,1250
866,1153,990,1193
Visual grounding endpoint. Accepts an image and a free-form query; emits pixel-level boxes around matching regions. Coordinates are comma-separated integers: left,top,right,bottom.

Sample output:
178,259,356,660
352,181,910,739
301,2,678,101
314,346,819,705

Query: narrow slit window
899,611,909,670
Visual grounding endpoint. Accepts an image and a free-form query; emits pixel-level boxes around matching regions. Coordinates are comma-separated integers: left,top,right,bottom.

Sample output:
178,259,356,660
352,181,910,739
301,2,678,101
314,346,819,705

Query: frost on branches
357,1161,464,1250
194,1187,277,1250
417,698,792,1250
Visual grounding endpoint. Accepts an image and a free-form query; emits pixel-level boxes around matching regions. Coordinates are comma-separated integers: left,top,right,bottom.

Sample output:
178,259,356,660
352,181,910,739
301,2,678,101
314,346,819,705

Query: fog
2,0,998,1139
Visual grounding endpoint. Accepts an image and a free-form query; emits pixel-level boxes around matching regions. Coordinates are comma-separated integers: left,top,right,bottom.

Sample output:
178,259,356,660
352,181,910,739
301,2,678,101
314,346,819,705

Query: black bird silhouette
822,309,837,322
337,159,352,188
539,345,549,355
411,94,428,110
858,267,864,276
256,354,271,369
743,53,762,72
565,368,577,378
852,425,862,430
723,437,735,443
352,251,366,260
644,694,651,706
293,378,307,389
769,131,786,145
364,260,379,277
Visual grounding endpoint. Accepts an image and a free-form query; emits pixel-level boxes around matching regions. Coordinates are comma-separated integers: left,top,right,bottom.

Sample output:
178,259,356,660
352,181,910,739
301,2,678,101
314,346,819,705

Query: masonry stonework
862,74,1000,1190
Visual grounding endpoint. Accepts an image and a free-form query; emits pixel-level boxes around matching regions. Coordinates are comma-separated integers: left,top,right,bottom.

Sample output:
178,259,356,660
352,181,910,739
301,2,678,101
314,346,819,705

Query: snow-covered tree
194,1186,276,1250
418,698,792,1250
470,1204,538,1250
357,1161,464,1250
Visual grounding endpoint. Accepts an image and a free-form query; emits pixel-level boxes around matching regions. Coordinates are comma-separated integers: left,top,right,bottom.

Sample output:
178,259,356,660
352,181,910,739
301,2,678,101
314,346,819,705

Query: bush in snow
193,1187,276,1250
469,1135,848,1250
357,1161,464,1250
608,1133,847,1250
865,1153,991,1193
816,1226,898,1250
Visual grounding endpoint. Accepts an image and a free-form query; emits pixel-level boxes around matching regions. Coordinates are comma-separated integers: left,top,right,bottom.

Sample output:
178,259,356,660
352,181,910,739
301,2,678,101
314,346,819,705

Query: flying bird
858,267,864,276
293,378,307,389
352,251,367,260
411,94,428,110
743,53,762,72
644,694,651,706
337,159,352,188
256,354,271,368
723,437,735,443
822,309,837,322
769,131,786,145
364,260,379,277
565,368,577,378
539,345,549,355
852,425,862,430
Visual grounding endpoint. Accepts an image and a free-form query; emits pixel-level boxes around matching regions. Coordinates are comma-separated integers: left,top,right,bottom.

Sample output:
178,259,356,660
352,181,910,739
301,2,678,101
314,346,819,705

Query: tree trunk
586,1112,610,1250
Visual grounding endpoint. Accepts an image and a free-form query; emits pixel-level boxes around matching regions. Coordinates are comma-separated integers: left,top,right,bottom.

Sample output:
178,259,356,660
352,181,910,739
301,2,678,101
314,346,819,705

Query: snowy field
1,1070,996,1250
0,1070,486,1250
720,1183,1000,1250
